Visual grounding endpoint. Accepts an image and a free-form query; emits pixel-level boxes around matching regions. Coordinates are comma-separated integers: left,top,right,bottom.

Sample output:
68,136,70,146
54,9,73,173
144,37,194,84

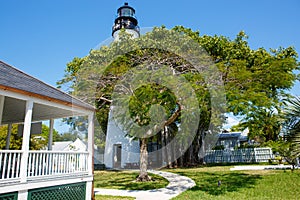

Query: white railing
0,150,89,183
0,150,22,180
28,151,89,178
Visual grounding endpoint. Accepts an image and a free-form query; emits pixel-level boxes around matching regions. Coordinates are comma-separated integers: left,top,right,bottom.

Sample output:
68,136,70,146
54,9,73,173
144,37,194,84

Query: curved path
94,170,195,200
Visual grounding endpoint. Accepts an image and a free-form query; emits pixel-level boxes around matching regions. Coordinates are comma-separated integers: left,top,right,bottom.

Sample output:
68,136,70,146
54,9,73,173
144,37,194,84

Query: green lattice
0,192,18,200
28,182,86,200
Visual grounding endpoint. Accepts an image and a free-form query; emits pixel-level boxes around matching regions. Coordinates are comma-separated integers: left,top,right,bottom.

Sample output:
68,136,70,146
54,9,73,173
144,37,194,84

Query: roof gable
52,141,73,151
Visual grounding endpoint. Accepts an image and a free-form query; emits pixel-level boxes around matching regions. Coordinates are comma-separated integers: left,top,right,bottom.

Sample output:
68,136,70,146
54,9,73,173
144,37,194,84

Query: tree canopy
283,97,300,161
0,124,60,150
58,26,299,171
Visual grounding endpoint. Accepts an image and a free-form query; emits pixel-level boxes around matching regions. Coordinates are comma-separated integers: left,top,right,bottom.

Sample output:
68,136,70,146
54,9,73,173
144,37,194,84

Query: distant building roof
52,141,73,151
51,138,91,151
219,132,241,138
0,60,94,111
218,132,248,141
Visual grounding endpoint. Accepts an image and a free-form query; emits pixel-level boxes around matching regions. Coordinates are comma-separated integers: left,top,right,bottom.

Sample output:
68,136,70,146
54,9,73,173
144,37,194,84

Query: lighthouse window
120,8,133,17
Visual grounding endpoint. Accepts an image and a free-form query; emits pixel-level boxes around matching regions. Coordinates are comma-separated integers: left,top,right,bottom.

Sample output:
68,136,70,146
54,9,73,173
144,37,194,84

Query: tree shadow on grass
177,171,262,196
95,176,135,189
94,172,167,190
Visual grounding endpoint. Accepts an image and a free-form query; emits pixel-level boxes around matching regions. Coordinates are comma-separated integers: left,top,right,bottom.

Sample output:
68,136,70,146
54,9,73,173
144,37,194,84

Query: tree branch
164,102,182,126
99,96,112,103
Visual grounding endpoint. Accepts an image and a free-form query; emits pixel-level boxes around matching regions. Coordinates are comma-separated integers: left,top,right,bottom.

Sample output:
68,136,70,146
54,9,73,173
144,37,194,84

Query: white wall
104,111,140,168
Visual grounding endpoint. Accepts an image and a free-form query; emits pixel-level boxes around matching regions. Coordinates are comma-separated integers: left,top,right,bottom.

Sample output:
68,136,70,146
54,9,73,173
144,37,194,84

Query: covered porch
0,61,95,200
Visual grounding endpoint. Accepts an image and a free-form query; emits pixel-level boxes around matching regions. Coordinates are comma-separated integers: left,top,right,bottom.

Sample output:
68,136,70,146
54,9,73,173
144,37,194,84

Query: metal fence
204,148,273,163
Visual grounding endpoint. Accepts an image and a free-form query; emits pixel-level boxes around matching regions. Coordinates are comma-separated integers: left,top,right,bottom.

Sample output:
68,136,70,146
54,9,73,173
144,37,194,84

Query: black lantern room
112,2,140,38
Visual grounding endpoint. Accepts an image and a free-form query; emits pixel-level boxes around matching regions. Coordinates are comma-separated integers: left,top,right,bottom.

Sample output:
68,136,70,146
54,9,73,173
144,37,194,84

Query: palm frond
284,96,300,160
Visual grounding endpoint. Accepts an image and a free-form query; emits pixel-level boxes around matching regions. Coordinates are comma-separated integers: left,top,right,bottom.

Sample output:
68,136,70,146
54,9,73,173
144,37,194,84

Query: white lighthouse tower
104,3,141,169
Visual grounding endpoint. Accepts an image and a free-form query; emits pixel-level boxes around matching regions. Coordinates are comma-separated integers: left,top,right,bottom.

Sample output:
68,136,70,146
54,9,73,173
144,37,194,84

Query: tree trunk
162,128,167,167
189,145,193,165
157,132,162,168
182,146,190,167
177,153,183,167
172,140,178,168
136,138,151,182
200,129,206,164
178,142,184,167
165,127,173,168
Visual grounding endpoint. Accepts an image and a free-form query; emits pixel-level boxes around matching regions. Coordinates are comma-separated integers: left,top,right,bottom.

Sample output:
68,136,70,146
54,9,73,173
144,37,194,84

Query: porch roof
0,60,94,111
0,60,95,124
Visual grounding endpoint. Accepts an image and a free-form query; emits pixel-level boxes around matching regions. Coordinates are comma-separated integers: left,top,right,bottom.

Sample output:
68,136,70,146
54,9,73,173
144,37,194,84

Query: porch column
86,112,94,200
0,95,4,125
87,113,95,175
48,119,54,150
5,123,12,149
20,100,33,183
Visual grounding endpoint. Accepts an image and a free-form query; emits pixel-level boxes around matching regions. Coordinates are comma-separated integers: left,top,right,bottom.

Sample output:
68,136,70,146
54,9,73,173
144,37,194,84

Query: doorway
113,144,122,168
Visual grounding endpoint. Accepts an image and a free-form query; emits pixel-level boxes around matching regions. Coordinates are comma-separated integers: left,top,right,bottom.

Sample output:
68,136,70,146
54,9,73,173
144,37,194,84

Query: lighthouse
112,2,140,40
104,3,141,169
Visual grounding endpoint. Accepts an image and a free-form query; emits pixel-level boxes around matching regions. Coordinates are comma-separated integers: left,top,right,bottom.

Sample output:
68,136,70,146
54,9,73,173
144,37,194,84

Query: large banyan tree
58,26,299,181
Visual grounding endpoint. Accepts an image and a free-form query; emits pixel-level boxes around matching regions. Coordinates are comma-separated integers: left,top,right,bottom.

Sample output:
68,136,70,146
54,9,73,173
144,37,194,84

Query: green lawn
95,195,134,200
166,166,300,200
94,170,169,190
93,167,300,200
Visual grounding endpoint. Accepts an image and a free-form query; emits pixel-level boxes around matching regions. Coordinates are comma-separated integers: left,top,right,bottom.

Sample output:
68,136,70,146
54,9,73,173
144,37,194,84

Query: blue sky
1,0,300,130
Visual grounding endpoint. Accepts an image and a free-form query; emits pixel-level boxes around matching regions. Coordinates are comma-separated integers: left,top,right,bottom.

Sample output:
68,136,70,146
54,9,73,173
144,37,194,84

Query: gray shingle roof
0,60,94,110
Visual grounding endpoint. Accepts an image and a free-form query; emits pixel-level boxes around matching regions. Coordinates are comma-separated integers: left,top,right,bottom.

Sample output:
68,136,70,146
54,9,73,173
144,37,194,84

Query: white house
216,131,248,150
53,138,104,165
0,60,95,200
52,138,88,151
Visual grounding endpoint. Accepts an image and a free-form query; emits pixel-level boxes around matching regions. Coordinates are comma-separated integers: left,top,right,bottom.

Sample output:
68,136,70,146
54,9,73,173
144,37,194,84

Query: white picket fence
204,148,273,163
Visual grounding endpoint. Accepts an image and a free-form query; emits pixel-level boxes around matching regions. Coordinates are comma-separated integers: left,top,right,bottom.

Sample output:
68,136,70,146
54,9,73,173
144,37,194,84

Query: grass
94,170,169,190
166,166,300,200
95,195,134,200
93,166,300,199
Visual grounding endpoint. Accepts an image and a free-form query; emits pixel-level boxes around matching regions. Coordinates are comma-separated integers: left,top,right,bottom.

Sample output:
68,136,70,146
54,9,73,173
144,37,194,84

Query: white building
53,138,104,165
104,111,140,168
0,60,95,200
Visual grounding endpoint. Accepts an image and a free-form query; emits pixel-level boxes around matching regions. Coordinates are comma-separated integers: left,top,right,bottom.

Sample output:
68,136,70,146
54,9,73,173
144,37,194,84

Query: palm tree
283,96,300,169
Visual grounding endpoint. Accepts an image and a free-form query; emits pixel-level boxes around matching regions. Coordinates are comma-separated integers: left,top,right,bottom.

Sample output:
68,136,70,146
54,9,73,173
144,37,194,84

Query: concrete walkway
94,170,195,200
